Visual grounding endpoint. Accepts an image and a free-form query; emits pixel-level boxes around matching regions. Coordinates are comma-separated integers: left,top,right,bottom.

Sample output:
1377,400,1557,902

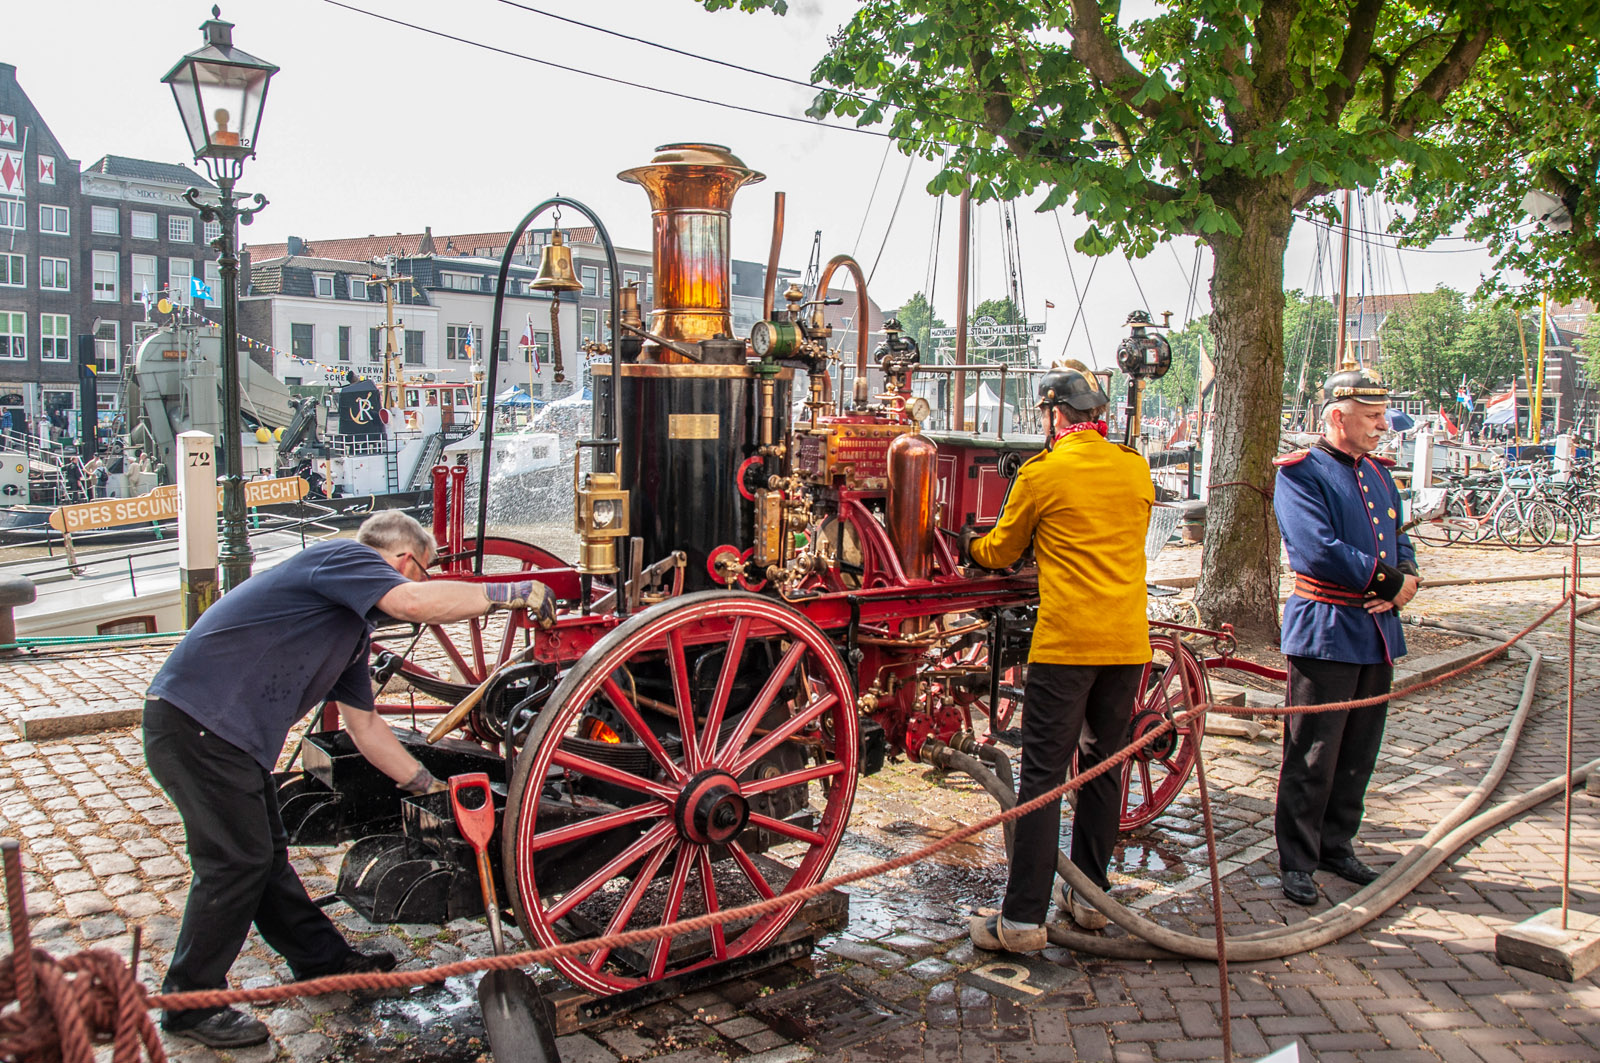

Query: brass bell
531,229,583,292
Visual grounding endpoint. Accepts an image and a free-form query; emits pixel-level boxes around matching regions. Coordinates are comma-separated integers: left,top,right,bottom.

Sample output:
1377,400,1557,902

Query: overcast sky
16,0,1506,369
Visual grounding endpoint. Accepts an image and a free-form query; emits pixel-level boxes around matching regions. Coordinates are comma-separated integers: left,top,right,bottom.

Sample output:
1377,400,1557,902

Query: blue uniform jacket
1274,441,1416,664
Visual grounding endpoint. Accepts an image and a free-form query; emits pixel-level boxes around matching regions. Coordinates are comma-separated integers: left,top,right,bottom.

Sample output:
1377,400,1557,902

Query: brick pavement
0,542,1597,1063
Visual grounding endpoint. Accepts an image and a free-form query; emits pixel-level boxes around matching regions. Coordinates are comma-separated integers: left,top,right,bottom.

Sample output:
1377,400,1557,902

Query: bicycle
1413,462,1557,550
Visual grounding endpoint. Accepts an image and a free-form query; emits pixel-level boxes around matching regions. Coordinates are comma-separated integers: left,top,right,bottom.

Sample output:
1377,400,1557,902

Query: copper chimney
619,143,764,356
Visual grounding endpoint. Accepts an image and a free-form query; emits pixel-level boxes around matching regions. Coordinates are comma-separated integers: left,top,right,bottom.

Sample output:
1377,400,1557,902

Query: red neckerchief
1054,420,1108,443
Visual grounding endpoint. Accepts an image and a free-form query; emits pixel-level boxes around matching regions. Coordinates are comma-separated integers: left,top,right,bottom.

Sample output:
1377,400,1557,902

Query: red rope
0,590,1580,1042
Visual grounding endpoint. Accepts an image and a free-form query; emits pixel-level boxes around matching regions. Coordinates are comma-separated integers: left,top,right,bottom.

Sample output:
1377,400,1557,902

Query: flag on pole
1437,407,1458,436
1484,386,1517,426
1456,374,1473,411
462,326,474,360
523,314,541,372
191,275,214,302
140,285,153,321
1044,300,1056,309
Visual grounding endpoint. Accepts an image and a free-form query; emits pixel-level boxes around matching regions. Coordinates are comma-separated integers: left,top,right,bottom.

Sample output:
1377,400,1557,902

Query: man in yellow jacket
963,365,1154,952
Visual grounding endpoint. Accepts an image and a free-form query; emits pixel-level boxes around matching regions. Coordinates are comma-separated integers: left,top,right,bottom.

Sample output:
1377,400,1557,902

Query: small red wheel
1071,634,1207,832
503,590,858,995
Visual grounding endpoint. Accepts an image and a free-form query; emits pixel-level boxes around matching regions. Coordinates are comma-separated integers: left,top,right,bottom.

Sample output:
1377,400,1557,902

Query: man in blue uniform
145,511,555,1047
1272,367,1419,907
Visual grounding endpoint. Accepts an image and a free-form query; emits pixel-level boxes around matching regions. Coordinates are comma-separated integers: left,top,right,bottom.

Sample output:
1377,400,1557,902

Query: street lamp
163,6,277,591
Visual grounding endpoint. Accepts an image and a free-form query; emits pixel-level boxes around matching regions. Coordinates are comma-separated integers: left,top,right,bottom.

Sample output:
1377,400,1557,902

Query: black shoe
164,1008,270,1048
1319,856,1381,885
295,949,398,981
1281,870,1318,906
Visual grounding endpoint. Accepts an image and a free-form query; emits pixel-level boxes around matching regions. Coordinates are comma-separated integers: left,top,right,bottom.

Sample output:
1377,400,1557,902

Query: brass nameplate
669,413,720,440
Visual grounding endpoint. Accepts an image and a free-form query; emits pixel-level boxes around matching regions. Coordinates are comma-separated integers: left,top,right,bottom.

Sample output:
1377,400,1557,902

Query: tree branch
1393,25,1493,140
1323,0,1386,123
1067,0,1168,121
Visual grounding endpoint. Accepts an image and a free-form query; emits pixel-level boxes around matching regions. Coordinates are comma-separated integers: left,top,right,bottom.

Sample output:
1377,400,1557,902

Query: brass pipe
816,253,871,378
763,191,786,321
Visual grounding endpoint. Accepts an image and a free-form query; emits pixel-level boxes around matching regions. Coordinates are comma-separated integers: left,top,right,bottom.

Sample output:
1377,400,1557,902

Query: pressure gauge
906,396,932,424
750,320,799,359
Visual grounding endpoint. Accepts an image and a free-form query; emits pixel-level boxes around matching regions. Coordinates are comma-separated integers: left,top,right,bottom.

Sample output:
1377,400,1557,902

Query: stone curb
20,698,144,740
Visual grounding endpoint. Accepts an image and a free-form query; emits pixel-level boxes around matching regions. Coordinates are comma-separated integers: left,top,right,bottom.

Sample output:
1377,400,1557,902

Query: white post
1555,432,1574,483
1199,425,1215,502
1413,428,1434,489
177,431,219,626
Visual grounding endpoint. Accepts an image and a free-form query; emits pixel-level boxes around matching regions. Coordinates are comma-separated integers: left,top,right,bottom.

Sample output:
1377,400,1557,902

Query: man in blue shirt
144,511,554,1047
1272,368,1419,908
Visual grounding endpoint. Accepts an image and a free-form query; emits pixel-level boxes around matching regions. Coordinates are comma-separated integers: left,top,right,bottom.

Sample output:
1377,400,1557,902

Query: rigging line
323,0,898,141
1380,196,1414,298
853,142,894,258
925,189,944,305
1297,215,1507,255
866,153,917,286
1186,244,1202,324
1125,255,1152,316
1051,209,1101,362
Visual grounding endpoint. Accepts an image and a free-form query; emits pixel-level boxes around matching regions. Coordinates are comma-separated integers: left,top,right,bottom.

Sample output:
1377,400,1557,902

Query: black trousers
1001,661,1144,925
143,699,356,1025
1275,656,1392,873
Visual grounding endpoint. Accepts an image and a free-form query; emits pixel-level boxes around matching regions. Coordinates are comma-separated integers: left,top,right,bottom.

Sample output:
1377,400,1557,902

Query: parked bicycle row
1411,455,1600,550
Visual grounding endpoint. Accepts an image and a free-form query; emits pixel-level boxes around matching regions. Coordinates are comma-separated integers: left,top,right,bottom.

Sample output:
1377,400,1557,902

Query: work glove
957,524,984,569
484,580,558,629
398,766,448,796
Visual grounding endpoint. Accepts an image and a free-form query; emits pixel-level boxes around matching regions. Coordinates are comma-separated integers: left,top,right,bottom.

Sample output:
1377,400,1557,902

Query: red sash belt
1292,573,1369,607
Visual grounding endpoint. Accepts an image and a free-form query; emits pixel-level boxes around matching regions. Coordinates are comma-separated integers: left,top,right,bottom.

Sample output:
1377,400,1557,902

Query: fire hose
930,599,1600,961
0,596,1593,1063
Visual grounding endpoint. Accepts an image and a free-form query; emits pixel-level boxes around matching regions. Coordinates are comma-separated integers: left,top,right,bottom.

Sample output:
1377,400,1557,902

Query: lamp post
163,6,277,591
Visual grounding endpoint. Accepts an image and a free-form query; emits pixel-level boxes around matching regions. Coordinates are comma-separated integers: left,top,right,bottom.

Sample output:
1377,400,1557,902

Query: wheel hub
1130,708,1179,761
674,769,749,845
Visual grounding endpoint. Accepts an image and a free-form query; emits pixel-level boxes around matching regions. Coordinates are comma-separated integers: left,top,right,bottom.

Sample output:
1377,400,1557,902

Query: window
92,252,118,301
732,271,741,286
580,265,599,297
0,200,23,230
168,215,193,243
623,269,640,291
203,262,220,306
528,382,543,398
39,205,68,235
498,329,509,361
446,324,474,360
441,272,483,292
131,211,158,240
0,312,24,360
368,327,383,362
404,329,424,365
169,259,193,306
581,308,599,345
291,323,314,359
0,254,22,287
95,321,118,374
285,376,303,387
131,255,157,303
349,277,368,300
528,330,551,363
338,325,351,362
203,220,221,244
40,314,69,361
313,273,335,298
602,269,612,297
91,206,119,234
38,257,69,291
646,274,654,303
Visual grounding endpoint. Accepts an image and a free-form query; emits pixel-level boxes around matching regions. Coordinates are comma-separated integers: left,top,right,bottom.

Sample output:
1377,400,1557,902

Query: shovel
449,773,562,1063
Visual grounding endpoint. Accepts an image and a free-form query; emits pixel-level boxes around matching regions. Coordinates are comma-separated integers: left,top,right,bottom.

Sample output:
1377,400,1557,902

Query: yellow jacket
970,430,1153,665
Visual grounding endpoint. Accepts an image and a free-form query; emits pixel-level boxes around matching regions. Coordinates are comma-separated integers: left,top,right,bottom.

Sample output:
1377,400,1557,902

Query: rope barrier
0,590,1588,1058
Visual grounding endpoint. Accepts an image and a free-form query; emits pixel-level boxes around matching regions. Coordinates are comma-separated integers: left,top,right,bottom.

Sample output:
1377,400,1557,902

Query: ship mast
368,255,414,409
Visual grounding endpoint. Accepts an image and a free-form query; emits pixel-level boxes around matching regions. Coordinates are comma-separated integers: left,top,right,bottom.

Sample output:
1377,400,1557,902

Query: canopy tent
495,386,532,407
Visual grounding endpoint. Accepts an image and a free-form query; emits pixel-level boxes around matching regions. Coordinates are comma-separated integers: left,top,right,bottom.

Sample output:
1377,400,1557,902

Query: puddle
324,976,488,1063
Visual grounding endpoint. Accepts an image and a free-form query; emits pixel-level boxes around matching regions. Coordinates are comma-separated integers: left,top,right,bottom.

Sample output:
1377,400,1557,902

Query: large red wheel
1071,633,1207,832
503,591,858,994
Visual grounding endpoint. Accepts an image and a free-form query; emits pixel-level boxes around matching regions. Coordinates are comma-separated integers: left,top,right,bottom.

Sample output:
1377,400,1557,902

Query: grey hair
357,510,437,559
1321,398,1363,430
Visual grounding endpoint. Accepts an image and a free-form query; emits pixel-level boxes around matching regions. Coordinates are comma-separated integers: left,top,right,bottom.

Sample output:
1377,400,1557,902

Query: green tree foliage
894,291,945,358
1282,293,1337,408
700,0,1595,638
1375,289,1523,413
1389,39,1600,302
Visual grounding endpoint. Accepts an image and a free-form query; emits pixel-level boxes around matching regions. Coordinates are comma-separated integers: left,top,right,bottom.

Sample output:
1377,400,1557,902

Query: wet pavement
1,541,1598,1063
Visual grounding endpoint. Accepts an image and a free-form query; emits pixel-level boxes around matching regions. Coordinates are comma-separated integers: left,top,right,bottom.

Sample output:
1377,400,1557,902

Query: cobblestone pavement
1,542,1597,1063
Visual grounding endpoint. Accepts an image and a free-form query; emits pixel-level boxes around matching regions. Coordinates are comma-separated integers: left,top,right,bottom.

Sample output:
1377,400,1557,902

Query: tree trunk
1195,189,1294,644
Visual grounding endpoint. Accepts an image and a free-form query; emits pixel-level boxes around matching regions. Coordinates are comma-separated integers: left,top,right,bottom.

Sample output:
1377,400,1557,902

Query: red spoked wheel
1071,634,1207,832
503,590,858,995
